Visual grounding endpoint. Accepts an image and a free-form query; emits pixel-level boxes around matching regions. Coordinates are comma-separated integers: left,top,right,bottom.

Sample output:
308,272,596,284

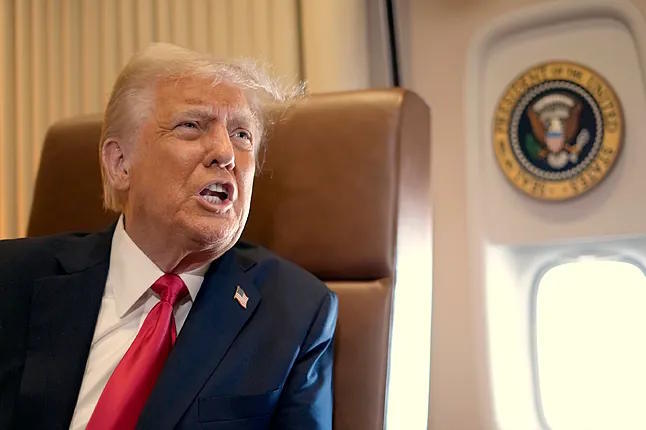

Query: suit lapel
17,229,113,430
137,249,262,429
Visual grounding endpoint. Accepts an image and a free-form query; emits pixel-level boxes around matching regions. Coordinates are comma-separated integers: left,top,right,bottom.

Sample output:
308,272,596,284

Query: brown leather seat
28,89,431,430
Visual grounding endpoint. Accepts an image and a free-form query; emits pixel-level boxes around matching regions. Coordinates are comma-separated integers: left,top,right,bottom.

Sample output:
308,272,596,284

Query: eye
230,128,253,149
176,121,199,129
173,121,202,140
231,129,252,143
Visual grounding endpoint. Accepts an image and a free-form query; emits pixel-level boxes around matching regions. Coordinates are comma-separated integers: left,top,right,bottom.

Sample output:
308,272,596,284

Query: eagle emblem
526,93,588,169
492,61,623,201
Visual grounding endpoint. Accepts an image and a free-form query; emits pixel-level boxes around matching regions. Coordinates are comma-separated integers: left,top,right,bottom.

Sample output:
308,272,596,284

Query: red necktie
86,274,189,430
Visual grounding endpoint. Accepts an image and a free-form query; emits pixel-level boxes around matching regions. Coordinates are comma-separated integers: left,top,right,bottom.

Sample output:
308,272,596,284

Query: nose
204,123,235,170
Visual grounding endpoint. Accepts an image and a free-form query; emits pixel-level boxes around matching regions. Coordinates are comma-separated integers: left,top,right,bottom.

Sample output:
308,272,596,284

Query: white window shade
536,259,646,430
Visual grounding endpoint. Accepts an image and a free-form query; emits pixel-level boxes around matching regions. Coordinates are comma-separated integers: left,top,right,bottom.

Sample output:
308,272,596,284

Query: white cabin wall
394,1,646,429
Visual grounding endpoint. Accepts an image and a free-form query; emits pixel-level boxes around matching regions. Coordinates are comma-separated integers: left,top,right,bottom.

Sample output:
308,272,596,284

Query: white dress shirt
69,216,209,430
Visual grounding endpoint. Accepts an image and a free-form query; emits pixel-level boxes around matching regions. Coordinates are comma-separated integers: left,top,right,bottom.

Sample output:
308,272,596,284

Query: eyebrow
228,110,255,126
171,105,261,134
171,108,216,122
183,98,209,105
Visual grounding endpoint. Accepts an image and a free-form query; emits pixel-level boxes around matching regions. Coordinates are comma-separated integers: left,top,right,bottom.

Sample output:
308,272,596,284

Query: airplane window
535,259,646,429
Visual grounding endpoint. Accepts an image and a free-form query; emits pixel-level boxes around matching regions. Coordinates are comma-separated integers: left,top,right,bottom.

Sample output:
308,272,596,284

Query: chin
185,217,241,251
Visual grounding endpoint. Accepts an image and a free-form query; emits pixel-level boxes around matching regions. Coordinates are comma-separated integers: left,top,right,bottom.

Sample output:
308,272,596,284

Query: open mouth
198,181,235,207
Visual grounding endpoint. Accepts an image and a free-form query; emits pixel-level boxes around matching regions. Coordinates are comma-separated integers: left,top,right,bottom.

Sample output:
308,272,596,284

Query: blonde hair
100,42,304,211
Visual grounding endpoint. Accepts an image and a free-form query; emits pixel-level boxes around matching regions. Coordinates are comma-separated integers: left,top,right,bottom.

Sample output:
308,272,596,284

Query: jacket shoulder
232,241,338,357
233,241,334,303
0,232,99,279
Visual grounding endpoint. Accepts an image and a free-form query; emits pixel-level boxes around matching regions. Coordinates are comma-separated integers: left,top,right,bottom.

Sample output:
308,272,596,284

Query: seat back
28,89,431,430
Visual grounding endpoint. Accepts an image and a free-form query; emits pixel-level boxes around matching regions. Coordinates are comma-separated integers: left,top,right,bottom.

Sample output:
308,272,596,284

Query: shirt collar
107,215,210,317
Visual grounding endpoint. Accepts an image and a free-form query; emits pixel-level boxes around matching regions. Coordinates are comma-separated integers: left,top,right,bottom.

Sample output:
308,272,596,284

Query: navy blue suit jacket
0,227,337,429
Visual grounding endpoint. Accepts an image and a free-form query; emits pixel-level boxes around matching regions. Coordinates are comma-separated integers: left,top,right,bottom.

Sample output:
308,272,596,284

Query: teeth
201,195,224,204
207,183,226,193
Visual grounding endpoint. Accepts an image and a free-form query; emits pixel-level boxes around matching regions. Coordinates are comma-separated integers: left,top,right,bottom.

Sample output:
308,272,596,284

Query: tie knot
152,274,189,306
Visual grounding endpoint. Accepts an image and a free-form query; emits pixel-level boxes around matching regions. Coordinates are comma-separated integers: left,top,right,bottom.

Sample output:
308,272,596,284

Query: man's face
124,76,257,254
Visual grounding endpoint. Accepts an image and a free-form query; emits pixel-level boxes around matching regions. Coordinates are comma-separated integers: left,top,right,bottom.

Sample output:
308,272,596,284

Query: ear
101,139,131,192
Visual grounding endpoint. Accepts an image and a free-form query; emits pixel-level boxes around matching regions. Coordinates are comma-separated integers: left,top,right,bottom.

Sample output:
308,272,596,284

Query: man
0,43,337,430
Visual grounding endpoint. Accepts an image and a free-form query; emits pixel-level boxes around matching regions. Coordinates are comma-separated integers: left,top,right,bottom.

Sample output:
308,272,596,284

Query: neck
122,216,221,274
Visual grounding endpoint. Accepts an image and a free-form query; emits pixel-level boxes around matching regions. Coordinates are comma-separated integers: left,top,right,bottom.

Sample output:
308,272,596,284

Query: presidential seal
493,61,623,200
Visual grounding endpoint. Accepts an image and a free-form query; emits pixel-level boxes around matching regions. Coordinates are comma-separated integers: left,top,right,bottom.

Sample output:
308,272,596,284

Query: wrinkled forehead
152,76,261,130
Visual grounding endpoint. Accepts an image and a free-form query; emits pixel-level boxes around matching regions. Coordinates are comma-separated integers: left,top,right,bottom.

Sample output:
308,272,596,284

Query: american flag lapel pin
233,285,249,309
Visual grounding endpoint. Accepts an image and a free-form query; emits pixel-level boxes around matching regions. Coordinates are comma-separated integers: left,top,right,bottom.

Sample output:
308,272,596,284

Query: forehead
153,76,254,118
